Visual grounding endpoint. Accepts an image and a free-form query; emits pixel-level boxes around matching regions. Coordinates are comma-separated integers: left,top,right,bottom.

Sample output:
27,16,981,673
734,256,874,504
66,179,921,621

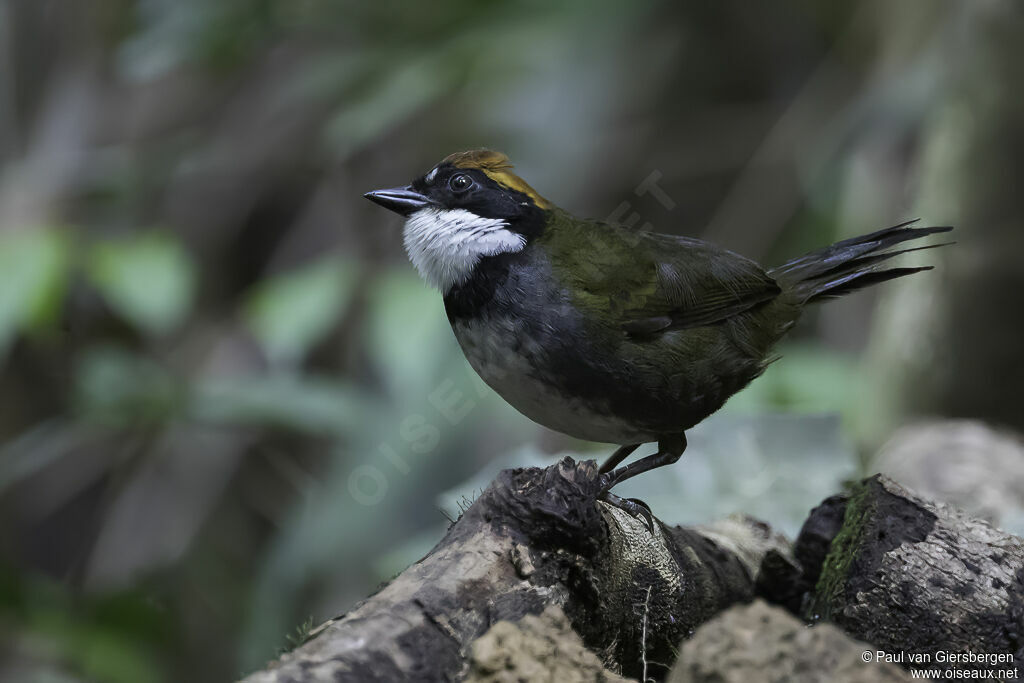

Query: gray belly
451,316,657,445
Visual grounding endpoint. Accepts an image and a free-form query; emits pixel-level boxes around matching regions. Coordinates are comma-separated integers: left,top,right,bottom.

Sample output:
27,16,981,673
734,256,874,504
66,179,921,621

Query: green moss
808,480,876,621
279,616,315,655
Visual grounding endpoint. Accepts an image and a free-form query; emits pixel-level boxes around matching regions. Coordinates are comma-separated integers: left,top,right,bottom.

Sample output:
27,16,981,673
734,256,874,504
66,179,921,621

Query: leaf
191,373,374,437
363,268,454,401
74,346,183,424
0,228,70,353
725,343,861,415
243,256,360,366
324,51,459,158
1,572,166,683
87,232,196,337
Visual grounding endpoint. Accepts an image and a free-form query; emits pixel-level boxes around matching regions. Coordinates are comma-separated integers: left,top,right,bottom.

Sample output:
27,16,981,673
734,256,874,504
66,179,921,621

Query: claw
599,490,656,533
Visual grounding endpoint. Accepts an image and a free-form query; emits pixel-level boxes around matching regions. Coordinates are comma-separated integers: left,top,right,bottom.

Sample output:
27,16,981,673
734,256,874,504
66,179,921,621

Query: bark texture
241,457,790,682
797,475,1024,679
241,466,1024,683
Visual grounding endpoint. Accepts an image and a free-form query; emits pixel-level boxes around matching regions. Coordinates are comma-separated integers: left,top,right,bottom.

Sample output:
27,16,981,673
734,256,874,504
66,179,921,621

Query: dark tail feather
769,220,953,303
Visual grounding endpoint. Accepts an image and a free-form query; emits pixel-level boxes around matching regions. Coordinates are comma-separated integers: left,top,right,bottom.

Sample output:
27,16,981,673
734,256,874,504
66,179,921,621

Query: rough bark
794,475,1024,679
241,457,791,682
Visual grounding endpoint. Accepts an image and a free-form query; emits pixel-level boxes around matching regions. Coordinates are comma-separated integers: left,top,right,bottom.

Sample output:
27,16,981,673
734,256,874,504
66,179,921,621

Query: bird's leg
596,434,687,531
599,434,686,491
595,435,686,532
598,443,641,474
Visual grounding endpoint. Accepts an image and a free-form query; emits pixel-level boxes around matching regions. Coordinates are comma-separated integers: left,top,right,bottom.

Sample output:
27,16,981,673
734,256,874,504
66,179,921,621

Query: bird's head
364,149,552,292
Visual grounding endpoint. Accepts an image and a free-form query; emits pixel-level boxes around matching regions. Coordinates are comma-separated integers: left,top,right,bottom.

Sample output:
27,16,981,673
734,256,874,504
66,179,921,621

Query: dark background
1,1,1021,681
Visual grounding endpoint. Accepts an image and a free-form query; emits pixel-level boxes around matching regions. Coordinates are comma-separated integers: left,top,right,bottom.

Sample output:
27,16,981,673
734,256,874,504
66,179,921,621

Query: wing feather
545,217,780,338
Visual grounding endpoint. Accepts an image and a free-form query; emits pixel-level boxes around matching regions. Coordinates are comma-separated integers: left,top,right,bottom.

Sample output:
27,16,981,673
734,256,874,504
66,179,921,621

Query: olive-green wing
545,216,781,337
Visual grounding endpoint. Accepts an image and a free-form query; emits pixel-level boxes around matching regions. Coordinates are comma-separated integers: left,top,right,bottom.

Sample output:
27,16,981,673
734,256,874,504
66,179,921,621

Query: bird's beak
363,185,433,217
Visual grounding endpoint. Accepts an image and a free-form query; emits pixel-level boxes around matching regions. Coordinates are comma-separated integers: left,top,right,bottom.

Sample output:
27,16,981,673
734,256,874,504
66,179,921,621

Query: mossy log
241,457,790,682
795,475,1024,678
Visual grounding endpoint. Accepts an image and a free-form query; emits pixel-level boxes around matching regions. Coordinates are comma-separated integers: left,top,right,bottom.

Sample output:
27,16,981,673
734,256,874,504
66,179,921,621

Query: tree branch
242,457,791,682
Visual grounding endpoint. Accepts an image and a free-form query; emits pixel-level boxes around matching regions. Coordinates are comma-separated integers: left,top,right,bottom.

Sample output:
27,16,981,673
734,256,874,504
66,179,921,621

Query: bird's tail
768,219,953,304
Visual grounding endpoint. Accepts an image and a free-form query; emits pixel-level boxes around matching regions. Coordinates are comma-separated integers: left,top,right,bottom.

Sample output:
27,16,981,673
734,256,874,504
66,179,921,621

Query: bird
364,149,951,527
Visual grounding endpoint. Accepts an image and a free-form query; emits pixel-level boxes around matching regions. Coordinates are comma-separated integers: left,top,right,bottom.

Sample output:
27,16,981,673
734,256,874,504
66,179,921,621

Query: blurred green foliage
0,229,70,355
76,346,184,425
243,257,359,367
0,0,1010,681
727,343,861,417
0,569,169,683
87,233,196,338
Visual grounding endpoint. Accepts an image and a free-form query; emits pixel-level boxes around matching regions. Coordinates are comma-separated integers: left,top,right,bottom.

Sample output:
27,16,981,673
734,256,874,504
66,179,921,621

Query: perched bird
365,149,951,526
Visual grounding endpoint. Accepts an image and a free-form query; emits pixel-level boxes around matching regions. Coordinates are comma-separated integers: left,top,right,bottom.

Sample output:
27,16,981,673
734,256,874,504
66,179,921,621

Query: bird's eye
449,173,472,192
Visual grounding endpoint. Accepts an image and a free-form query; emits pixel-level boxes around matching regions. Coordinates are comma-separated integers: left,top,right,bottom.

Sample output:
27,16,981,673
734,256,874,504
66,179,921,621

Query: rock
872,420,1024,534
466,606,634,683
668,600,917,682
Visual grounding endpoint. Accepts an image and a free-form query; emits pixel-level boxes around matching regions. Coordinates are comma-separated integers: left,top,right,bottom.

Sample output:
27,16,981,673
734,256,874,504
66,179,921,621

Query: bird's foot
597,488,655,533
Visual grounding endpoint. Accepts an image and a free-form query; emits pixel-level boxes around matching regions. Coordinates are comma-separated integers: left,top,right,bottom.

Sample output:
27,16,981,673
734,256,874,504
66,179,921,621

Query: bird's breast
449,310,657,444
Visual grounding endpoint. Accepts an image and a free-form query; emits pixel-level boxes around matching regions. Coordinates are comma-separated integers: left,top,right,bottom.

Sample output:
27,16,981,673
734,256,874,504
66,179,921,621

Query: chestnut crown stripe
442,149,553,210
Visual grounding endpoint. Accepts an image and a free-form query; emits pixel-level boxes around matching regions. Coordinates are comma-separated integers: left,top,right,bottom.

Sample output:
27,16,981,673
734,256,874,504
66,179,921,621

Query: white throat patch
403,208,526,292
